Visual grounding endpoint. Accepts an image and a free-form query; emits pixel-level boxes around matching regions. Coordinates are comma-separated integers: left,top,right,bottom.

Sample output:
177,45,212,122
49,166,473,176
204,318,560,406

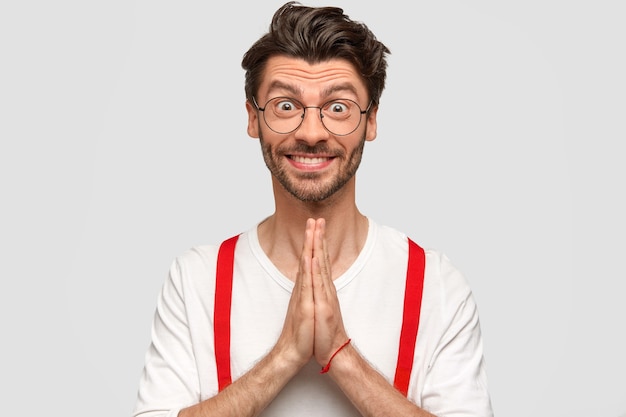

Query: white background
1,0,624,416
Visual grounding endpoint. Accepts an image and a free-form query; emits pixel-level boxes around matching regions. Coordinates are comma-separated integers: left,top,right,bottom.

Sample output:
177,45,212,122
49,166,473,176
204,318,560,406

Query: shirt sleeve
132,257,200,417
420,254,494,417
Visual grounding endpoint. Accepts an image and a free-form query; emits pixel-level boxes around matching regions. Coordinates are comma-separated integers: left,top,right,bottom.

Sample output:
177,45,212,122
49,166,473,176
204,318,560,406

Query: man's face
246,56,378,203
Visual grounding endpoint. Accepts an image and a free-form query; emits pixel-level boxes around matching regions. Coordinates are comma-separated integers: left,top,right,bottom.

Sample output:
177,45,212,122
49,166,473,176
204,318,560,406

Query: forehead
258,56,368,100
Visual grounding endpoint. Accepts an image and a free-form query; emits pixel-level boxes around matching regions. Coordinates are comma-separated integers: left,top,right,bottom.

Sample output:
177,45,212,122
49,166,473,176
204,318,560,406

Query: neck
257,179,368,281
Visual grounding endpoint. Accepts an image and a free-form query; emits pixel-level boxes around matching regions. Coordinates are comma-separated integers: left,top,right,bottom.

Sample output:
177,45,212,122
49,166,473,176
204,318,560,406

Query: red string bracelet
320,339,351,374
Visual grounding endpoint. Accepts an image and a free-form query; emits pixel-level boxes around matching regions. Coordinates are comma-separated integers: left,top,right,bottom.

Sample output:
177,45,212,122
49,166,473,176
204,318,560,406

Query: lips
289,155,332,164
280,143,340,170
286,154,336,170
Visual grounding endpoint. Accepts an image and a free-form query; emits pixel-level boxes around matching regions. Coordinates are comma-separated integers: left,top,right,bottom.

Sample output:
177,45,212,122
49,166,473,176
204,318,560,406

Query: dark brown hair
241,1,390,107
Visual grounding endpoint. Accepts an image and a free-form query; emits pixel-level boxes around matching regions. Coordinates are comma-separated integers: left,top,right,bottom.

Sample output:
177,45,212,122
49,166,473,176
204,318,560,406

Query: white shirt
133,219,493,417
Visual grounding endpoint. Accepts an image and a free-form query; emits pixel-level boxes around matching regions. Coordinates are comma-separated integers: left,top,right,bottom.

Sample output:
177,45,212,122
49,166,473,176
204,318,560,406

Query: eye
273,98,299,113
328,102,348,113
323,100,354,120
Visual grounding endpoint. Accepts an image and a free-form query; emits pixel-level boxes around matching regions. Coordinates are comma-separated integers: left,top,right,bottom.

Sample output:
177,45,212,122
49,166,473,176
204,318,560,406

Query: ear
246,100,260,139
364,105,378,142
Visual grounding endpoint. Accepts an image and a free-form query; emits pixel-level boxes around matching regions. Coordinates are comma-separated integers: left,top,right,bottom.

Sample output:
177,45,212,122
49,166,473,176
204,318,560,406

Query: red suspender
214,234,239,391
393,238,426,396
213,235,425,396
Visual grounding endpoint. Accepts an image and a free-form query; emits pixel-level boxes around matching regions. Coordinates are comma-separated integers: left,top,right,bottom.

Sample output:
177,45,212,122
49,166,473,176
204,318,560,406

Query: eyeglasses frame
252,96,373,136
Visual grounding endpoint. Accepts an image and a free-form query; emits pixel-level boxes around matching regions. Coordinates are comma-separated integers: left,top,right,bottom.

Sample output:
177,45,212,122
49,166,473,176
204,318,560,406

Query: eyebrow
265,81,360,101
266,81,302,98
321,83,359,99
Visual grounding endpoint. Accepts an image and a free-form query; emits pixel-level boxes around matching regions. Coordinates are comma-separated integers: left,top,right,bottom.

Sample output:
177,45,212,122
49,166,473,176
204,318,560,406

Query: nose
294,107,330,144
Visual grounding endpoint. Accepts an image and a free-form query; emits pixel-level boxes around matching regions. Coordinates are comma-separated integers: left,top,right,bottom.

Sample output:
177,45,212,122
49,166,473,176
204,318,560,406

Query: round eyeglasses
253,96,371,136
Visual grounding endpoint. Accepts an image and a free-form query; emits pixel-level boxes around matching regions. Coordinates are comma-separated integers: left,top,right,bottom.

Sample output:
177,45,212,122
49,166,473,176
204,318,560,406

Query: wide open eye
323,100,354,120
271,98,302,116
328,102,348,113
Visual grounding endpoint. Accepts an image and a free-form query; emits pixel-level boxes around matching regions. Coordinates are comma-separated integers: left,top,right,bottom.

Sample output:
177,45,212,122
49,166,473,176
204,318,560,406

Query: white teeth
292,156,328,164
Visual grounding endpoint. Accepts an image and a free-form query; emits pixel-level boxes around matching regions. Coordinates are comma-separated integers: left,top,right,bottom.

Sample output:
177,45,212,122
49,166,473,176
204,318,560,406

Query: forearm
179,347,301,417
327,344,436,417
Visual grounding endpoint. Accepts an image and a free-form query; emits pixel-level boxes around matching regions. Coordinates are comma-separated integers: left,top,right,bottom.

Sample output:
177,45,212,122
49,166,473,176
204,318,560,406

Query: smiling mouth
289,155,333,164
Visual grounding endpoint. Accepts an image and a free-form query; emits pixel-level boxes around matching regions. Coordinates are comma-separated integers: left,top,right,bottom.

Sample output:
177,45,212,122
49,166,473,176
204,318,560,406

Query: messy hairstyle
241,1,390,107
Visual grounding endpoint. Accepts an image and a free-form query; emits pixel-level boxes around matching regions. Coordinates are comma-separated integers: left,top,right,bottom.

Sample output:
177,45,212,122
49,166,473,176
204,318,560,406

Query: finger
317,218,329,261
313,219,332,295
296,219,315,294
311,225,324,296
311,253,325,303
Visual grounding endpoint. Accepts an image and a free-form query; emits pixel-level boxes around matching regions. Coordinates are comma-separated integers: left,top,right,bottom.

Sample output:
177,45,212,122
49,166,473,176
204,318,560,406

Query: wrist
271,339,310,373
322,341,359,378
320,339,352,374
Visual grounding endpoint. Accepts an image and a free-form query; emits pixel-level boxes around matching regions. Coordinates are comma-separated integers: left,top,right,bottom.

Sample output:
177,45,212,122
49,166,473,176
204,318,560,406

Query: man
133,2,493,416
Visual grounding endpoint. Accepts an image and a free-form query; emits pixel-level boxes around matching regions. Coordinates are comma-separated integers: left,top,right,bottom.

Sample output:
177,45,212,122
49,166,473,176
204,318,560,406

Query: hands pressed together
180,218,439,417
275,218,351,372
